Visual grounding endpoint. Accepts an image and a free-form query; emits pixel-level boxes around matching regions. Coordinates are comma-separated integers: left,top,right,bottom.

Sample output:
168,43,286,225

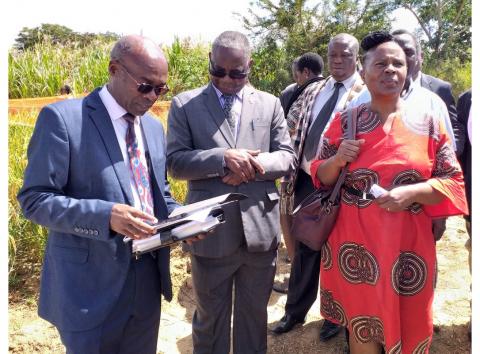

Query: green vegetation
8,113,187,285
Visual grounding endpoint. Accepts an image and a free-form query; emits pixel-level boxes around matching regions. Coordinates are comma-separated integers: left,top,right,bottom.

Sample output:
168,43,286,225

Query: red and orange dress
310,103,467,353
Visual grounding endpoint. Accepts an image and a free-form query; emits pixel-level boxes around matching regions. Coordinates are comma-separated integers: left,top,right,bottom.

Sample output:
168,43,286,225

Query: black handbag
290,107,358,250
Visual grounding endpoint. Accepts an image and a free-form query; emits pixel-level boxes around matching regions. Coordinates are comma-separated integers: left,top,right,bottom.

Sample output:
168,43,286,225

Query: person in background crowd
273,34,363,342
166,31,295,354
276,52,325,294
279,57,301,113
312,31,467,354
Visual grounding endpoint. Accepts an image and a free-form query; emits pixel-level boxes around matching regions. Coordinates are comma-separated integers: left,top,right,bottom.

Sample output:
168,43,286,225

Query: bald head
108,35,169,116
111,34,166,64
327,33,359,81
328,33,359,57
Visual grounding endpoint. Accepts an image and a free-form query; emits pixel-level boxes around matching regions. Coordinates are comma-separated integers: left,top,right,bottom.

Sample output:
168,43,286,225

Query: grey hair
212,31,251,59
329,33,360,57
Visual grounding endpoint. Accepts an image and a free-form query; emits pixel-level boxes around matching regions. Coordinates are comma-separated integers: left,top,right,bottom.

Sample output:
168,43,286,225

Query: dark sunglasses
118,62,169,96
208,58,249,80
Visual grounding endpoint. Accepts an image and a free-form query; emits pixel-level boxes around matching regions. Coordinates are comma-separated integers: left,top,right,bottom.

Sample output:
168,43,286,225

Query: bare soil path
9,217,471,353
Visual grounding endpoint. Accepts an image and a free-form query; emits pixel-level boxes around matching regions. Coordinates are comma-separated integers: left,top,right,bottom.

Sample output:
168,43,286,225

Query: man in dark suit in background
18,35,179,354
277,52,325,292
457,89,471,236
167,31,295,354
273,33,364,341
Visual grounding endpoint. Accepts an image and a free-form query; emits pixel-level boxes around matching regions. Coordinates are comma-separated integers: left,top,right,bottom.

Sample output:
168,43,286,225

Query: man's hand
224,149,265,182
222,172,244,186
185,233,209,245
110,204,158,239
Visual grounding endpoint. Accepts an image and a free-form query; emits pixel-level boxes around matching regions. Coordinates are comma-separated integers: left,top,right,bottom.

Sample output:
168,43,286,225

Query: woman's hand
333,139,365,167
374,185,416,212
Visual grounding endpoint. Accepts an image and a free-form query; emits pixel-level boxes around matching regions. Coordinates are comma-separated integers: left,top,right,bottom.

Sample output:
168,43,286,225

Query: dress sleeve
310,112,344,188
424,118,468,217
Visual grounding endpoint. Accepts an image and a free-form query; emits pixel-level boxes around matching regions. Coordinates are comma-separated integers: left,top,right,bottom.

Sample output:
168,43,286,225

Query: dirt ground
9,216,471,353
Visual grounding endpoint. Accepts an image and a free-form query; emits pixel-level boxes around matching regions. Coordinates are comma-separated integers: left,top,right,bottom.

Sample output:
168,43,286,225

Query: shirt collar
212,83,244,101
330,71,359,90
99,85,140,124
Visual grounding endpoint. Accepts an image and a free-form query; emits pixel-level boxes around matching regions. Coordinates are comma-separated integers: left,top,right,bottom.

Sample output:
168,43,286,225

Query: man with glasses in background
167,31,295,354
18,35,179,354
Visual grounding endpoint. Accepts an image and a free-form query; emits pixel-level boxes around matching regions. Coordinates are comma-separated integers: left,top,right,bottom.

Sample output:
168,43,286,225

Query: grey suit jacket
166,83,295,258
17,88,178,332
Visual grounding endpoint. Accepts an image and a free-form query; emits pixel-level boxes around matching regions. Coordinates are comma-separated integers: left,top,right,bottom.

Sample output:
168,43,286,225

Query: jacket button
93,230,99,236
74,227,79,233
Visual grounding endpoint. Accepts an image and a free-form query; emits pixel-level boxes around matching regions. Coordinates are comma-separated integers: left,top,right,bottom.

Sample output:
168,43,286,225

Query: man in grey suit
166,31,295,354
18,35,179,353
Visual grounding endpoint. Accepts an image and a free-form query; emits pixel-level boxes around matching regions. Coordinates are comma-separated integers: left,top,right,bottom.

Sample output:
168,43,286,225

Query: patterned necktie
124,113,154,216
303,82,344,160
222,94,236,134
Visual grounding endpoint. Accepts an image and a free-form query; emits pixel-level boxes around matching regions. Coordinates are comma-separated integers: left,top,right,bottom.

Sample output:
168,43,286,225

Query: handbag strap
326,107,358,204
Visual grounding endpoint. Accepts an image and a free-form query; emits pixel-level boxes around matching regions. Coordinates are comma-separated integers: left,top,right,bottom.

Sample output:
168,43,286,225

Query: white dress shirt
347,78,457,151
301,72,360,173
99,85,148,211
212,84,244,141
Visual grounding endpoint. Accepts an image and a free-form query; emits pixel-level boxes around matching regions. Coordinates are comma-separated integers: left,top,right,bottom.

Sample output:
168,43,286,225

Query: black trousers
284,169,322,320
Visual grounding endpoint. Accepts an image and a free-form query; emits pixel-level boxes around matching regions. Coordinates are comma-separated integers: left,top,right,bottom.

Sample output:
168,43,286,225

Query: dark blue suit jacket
18,88,178,332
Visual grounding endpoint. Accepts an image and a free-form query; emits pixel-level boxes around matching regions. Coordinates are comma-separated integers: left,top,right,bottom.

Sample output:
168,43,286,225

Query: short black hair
297,52,324,76
360,31,396,64
391,29,421,54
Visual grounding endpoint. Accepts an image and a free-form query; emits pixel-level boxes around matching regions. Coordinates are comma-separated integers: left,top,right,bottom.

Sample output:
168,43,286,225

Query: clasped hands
109,204,206,243
222,149,265,186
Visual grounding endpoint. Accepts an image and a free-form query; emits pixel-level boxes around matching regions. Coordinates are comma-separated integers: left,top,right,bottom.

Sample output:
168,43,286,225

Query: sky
5,0,421,47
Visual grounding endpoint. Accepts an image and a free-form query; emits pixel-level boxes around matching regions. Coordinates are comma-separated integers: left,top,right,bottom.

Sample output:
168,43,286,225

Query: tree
394,0,471,62
14,24,120,50
241,0,395,94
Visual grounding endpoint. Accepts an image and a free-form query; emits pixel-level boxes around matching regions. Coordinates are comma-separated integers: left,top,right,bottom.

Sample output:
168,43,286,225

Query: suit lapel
203,84,235,147
141,117,166,198
420,73,432,90
85,90,135,206
236,86,255,148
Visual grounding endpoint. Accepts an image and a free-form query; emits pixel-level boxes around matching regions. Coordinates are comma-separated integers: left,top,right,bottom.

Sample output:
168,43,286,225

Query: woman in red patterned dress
310,32,467,354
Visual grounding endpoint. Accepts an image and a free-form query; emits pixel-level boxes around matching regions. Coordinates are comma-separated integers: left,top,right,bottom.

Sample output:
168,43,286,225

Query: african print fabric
310,103,467,353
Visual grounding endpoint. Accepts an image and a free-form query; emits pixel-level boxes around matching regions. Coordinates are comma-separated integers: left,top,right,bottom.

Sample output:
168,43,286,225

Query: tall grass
8,111,187,285
9,38,210,99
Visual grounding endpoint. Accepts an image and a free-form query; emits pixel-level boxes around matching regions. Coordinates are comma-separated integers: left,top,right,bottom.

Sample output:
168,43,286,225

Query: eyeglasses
118,62,169,96
208,58,249,80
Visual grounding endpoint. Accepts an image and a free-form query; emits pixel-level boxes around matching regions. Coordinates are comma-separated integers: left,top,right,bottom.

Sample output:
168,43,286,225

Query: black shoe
319,319,342,341
272,314,304,334
272,282,288,294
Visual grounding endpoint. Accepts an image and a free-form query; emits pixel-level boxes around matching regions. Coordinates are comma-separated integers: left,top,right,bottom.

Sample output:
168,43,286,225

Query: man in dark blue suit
18,35,179,354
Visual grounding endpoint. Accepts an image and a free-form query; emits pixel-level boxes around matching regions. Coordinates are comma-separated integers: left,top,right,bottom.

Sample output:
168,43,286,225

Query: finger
240,163,255,181
246,149,261,156
128,216,157,235
129,208,158,224
249,157,265,175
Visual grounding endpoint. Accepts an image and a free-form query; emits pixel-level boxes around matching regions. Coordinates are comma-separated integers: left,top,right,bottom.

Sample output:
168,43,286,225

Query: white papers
369,183,387,198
